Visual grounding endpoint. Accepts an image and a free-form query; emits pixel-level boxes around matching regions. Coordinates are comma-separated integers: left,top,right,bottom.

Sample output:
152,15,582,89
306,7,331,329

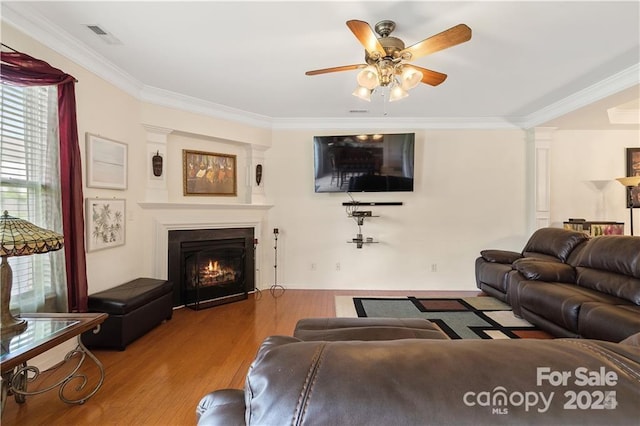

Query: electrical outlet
431,264,438,272
335,262,341,271
311,263,317,271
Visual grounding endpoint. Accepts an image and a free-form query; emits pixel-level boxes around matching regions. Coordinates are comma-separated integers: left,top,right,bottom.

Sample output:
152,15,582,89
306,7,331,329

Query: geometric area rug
336,296,553,340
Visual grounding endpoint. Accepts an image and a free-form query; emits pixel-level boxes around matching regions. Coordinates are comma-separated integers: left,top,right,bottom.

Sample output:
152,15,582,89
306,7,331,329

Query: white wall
549,130,640,234
267,129,529,291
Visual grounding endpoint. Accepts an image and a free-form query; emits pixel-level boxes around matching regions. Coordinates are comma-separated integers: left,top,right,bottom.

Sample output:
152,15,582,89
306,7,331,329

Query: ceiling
2,1,639,129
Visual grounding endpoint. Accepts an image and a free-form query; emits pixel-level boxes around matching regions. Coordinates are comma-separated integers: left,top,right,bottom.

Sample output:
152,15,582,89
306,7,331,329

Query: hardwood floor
2,289,481,425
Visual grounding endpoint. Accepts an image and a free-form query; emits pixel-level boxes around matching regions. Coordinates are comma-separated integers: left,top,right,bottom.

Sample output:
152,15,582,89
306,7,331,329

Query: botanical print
86,199,125,251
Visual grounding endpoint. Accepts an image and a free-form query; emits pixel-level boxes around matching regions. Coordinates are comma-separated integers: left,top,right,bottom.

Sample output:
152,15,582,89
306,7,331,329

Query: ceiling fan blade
407,65,448,86
400,24,471,60
305,64,364,76
346,20,386,57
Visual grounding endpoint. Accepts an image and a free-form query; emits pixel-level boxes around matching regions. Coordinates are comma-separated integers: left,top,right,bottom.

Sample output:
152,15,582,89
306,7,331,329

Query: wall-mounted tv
313,133,415,193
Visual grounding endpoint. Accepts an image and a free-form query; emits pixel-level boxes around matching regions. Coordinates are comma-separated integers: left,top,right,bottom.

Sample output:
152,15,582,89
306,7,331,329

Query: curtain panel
1,50,88,312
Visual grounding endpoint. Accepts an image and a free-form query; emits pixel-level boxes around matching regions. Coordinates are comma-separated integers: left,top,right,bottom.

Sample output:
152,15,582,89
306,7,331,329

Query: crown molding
3,3,637,132
270,116,525,130
521,64,640,128
2,3,144,97
139,86,273,129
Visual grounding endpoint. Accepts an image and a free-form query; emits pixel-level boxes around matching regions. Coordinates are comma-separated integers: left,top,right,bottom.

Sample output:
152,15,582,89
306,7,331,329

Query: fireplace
167,228,255,309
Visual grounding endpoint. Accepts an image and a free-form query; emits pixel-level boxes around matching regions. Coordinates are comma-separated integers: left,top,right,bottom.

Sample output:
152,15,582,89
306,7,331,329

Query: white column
527,127,556,231
142,124,172,202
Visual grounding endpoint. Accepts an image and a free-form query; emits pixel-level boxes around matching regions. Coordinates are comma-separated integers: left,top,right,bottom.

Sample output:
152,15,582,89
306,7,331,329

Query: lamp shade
352,86,372,102
356,66,379,90
616,176,640,187
400,66,423,90
0,210,64,257
389,84,409,102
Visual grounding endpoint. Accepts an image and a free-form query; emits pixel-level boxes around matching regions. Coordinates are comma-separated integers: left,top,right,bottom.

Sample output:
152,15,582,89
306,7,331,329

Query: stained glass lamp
0,211,64,334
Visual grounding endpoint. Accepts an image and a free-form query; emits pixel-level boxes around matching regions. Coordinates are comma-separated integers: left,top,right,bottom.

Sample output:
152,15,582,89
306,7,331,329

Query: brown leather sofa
196,332,640,425
508,235,640,342
475,227,589,301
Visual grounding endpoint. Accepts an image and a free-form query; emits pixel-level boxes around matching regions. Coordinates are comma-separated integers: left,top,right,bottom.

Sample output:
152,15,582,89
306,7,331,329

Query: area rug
334,295,553,340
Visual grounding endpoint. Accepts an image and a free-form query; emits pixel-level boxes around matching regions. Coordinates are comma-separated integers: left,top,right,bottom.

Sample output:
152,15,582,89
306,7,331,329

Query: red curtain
1,50,88,312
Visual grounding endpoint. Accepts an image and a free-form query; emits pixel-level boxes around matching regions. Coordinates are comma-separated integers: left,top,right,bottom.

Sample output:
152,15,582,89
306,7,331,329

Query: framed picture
86,198,126,252
183,150,237,196
86,133,128,190
626,147,640,208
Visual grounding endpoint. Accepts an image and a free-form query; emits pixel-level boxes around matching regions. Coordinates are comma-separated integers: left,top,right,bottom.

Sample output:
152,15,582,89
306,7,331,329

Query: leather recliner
197,333,640,425
475,227,588,301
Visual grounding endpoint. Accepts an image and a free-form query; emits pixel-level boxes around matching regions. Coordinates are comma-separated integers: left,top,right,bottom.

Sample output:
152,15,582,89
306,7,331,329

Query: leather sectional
476,229,640,342
508,235,640,342
197,328,640,425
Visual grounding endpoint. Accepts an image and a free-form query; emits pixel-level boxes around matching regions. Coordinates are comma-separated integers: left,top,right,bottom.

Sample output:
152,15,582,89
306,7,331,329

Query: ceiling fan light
352,86,372,102
356,66,379,90
400,67,423,90
389,84,409,102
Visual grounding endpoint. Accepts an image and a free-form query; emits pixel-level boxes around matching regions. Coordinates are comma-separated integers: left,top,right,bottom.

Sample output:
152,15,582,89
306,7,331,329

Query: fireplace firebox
168,228,255,309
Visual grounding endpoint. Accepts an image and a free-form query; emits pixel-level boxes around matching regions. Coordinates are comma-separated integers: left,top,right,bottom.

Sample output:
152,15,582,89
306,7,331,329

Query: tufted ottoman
293,317,448,341
81,278,173,350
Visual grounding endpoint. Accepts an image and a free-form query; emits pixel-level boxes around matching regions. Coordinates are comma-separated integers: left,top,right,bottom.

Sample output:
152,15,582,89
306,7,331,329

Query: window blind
0,83,63,308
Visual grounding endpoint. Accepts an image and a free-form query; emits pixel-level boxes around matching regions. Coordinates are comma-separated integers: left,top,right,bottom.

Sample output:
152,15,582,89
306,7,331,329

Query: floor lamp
615,176,640,236
0,210,64,336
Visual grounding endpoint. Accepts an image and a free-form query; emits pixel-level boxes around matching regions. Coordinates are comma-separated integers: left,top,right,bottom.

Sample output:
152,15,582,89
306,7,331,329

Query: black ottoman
81,278,173,350
293,317,448,341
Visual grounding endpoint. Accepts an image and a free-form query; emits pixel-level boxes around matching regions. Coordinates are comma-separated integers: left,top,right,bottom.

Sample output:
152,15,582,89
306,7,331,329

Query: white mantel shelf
138,202,273,210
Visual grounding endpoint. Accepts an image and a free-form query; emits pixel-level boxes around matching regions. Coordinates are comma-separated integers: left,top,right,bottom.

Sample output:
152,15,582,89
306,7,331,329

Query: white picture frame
86,133,128,190
86,198,126,252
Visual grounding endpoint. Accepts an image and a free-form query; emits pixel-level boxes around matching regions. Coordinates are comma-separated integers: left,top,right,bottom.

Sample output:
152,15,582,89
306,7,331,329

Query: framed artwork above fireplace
182,149,237,196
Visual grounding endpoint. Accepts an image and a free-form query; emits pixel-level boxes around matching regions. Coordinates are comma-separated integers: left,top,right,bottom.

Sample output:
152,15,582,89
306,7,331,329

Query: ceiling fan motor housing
365,36,405,64
364,21,406,86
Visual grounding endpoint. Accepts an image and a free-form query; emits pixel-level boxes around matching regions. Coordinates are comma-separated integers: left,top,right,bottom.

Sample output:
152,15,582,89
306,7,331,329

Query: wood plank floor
2,289,481,425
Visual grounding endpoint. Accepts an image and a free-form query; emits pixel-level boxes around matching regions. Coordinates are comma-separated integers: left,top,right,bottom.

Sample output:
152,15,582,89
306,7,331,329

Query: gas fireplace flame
196,258,238,287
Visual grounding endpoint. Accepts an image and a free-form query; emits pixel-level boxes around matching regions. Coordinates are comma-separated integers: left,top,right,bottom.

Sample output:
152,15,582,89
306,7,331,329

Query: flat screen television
313,133,415,193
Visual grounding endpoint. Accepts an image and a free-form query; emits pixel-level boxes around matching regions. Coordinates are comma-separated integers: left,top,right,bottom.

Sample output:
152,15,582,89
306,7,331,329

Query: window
0,82,67,313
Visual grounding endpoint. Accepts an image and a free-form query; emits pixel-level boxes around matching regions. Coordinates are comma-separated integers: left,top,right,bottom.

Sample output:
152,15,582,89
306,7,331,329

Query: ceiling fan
305,20,472,101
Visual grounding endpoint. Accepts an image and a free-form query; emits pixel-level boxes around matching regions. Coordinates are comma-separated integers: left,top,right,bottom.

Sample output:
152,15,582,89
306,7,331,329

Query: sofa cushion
576,267,640,305
575,235,640,279
513,258,576,283
293,317,447,341
521,227,589,262
517,282,630,333
578,303,640,343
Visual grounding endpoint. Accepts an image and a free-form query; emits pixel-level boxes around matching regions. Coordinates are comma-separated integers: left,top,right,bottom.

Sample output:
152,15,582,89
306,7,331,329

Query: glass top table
1,313,107,414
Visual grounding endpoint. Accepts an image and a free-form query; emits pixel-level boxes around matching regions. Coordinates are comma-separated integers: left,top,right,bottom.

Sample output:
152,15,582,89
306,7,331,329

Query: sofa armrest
513,258,576,283
480,249,522,264
197,389,245,426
